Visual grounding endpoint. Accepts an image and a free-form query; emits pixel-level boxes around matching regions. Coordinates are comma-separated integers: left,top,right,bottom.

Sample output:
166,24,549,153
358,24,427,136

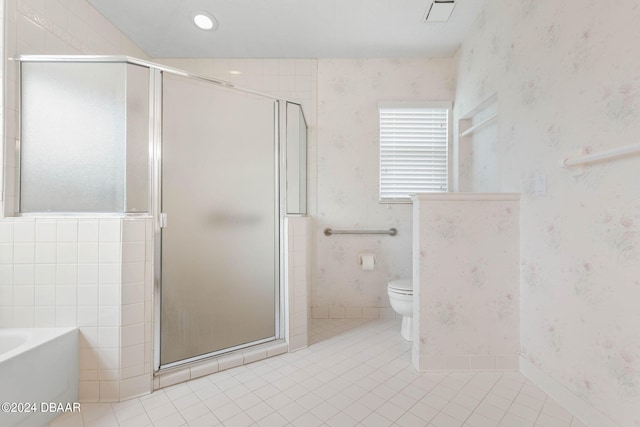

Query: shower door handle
160,212,168,228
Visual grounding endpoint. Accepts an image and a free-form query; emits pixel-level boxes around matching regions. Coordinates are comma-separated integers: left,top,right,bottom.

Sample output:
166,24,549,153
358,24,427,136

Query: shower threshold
153,339,288,390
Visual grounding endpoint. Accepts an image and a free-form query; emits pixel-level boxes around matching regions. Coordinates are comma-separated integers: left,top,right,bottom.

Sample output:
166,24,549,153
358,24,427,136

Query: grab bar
324,227,397,236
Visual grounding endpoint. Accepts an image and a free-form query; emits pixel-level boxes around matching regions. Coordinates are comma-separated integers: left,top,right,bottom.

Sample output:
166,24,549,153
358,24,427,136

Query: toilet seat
387,279,413,295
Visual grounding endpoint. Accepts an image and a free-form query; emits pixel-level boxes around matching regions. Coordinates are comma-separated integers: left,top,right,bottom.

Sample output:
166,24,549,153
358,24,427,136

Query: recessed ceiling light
229,70,242,75
191,11,218,31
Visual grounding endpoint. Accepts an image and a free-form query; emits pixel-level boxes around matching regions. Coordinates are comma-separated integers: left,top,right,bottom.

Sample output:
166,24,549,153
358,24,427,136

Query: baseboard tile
312,306,396,320
414,353,519,372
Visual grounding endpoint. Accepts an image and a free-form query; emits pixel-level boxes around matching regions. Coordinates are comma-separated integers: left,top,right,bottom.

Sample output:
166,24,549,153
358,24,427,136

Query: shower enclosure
18,56,307,371
160,74,278,366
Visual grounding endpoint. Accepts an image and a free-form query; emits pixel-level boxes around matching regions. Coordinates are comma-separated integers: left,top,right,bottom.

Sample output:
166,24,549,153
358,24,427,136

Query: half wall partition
17,56,307,373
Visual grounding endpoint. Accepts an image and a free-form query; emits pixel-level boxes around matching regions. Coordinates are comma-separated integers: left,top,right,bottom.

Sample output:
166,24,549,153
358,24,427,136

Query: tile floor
49,318,586,427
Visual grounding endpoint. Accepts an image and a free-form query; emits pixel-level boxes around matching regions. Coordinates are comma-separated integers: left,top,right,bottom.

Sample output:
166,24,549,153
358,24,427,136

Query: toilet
387,279,414,341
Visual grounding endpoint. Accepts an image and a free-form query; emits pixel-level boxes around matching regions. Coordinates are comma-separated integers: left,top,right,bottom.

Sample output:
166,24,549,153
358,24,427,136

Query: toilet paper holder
359,253,376,271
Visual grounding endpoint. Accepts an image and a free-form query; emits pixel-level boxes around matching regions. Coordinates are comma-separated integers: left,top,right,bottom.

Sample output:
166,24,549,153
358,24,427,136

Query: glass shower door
160,73,278,367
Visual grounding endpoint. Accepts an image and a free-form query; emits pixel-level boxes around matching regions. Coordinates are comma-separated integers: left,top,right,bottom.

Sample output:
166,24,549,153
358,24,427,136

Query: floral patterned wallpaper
413,196,520,372
455,1,640,425
314,59,456,318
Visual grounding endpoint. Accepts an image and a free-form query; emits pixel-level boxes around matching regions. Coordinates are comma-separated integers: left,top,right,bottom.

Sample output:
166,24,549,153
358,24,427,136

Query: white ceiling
87,0,486,58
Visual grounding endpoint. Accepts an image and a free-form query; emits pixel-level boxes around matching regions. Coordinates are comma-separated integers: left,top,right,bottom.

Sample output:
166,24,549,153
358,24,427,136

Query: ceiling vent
424,0,456,23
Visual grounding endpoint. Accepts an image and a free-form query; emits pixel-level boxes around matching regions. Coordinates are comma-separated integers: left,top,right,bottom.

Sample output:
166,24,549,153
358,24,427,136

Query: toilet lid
388,279,413,292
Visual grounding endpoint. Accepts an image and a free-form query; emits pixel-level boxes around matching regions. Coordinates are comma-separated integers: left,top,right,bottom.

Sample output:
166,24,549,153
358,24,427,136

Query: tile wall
284,216,312,351
0,0,154,403
0,217,154,402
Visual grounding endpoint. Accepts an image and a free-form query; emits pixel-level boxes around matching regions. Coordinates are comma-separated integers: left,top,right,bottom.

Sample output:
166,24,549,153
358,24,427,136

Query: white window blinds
379,104,449,202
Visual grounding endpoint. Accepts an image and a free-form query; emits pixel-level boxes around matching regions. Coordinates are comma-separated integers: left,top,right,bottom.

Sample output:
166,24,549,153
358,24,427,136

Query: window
379,102,450,202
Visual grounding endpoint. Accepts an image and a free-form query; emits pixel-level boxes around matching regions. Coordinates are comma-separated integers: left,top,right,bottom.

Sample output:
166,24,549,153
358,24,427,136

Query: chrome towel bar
324,227,397,236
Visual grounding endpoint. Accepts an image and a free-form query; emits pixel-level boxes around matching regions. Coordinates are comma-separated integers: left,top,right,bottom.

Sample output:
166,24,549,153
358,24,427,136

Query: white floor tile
118,412,152,427
164,383,193,400
473,401,506,422
541,400,574,422
450,392,481,412
326,411,359,427
48,319,586,427
278,400,306,422
442,401,473,422
535,412,572,427
342,401,373,422
86,414,120,427
187,413,221,427
112,399,146,422
211,401,242,421
177,402,210,422
264,392,294,411
309,401,341,420
508,401,540,422
193,384,221,401
202,393,232,411
395,411,430,427
515,392,545,412
255,411,288,427
377,400,406,422
570,418,588,427
295,391,324,411
151,411,186,427
220,411,254,427
483,392,513,411
244,401,274,422
326,392,355,411
408,401,439,422
146,402,177,422
232,392,262,411
421,392,451,411
500,412,534,427
363,411,395,427
171,393,200,412
48,413,85,427
431,411,465,427
464,412,498,427
292,411,324,427
359,392,387,411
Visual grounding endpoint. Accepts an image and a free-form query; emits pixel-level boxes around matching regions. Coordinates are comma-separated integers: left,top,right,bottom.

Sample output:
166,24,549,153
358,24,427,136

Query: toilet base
400,316,413,341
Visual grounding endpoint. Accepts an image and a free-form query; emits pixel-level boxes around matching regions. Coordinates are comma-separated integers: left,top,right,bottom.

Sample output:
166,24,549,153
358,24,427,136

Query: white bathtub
0,328,78,427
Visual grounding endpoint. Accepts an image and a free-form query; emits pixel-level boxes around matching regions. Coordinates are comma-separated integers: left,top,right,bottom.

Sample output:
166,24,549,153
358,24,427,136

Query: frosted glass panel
286,102,307,214
20,61,150,213
161,74,277,366
21,62,126,212
125,64,150,212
